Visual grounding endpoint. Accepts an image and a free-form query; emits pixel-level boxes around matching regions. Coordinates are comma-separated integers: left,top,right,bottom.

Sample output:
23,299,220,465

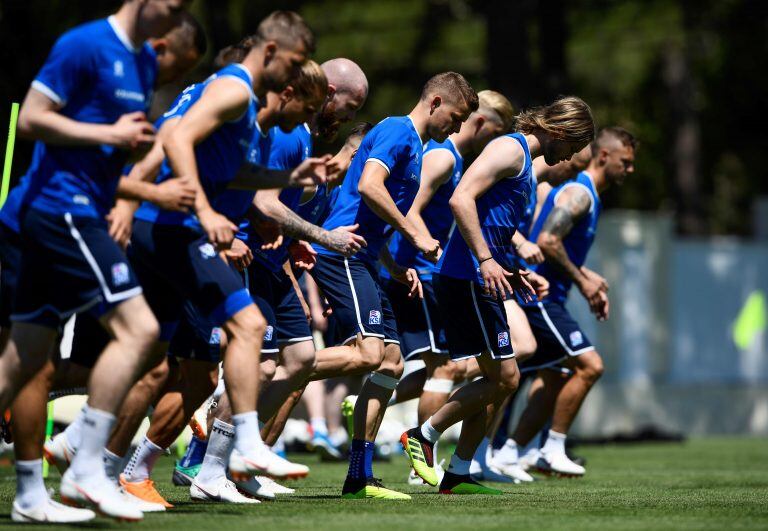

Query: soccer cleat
60,469,143,521
43,431,75,474
492,461,535,483
189,416,207,442
340,395,357,439
11,498,96,523
119,474,173,508
341,477,411,500
439,471,503,495
518,448,541,471
173,462,201,486
119,489,167,513
408,458,446,485
400,428,437,486
536,452,585,477
233,476,276,500
253,475,295,494
229,447,310,481
190,477,260,504
309,431,343,461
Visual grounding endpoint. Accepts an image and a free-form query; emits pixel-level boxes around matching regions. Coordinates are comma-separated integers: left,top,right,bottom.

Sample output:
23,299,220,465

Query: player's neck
525,133,543,160
112,5,146,49
241,52,268,99
257,94,281,131
407,104,431,144
586,162,608,193
449,129,472,157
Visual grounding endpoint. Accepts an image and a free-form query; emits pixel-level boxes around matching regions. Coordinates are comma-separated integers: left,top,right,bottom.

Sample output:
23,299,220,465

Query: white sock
311,417,328,436
232,411,264,456
103,449,124,484
541,429,567,456
63,408,85,453
494,438,519,466
387,390,398,407
271,434,285,454
473,437,490,468
448,454,471,475
15,459,48,510
68,405,115,480
122,436,164,482
420,418,442,444
196,419,234,484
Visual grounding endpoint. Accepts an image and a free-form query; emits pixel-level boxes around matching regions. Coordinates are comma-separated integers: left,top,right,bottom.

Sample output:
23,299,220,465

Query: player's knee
497,361,520,396
260,359,277,384
120,309,160,354
579,351,604,385
380,345,404,379
513,337,537,363
284,344,316,377
228,306,267,344
357,337,384,371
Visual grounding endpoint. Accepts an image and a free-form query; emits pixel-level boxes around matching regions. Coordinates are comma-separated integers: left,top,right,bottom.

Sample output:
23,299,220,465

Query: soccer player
380,90,515,484
307,72,479,499
402,96,596,495
507,127,636,477
0,0,190,522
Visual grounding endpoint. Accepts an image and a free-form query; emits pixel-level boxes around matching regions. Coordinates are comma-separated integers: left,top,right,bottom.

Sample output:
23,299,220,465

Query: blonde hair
290,60,328,103
516,96,595,144
477,90,516,131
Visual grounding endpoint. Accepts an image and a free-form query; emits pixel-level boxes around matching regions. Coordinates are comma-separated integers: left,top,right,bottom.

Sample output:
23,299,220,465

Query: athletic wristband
478,256,493,265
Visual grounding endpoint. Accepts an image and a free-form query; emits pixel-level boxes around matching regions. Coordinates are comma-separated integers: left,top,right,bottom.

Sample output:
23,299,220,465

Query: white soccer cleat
518,448,541,471
253,475,295,494
60,469,143,521
119,488,167,513
234,476,276,500
491,461,535,483
189,399,212,441
229,447,309,481
536,451,585,477
190,477,260,504
43,432,75,474
11,498,95,523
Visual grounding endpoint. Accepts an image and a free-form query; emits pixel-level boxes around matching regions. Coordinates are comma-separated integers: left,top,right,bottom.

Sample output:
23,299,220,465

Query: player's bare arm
404,149,455,253
511,230,544,264
379,246,422,299
230,154,334,191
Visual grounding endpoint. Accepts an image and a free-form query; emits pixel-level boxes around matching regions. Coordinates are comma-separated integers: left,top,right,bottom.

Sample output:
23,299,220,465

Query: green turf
1,437,766,530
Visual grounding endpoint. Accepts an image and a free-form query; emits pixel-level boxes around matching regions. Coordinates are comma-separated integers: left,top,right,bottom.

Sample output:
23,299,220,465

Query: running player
402,96,595,495
508,127,636,477
307,72,479,500
0,0,190,522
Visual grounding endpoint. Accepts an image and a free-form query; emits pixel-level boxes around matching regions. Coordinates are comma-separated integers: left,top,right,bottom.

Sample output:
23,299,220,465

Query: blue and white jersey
385,138,463,281
517,171,538,238
245,124,313,272
19,16,157,220
134,63,259,230
438,133,533,283
315,116,423,263
528,170,601,304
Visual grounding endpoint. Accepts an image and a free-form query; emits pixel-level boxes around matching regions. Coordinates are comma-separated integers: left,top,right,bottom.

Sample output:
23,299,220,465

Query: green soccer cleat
439,471,503,495
400,428,438,486
341,395,357,440
172,462,201,486
341,477,411,500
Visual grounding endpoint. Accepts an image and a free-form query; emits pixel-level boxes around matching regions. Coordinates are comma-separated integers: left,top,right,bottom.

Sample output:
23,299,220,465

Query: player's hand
222,238,252,271
111,111,156,153
581,266,609,292
198,207,237,249
324,224,367,257
253,218,283,250
577,274,606,315
516,240,545,265
289,240,318,270
391,267,423,299
106,202,134,249
413,233,441,264
480,258,534,302
593,289,610,321
526,270,550,299
289,155,334,187
152,177,196,212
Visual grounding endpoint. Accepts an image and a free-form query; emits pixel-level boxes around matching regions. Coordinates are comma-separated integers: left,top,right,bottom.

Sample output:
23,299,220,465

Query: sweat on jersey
314,116,424,263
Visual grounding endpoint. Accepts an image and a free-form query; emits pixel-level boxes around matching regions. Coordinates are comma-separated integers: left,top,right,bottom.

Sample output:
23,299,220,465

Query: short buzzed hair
477,90,515,131
254,10,315,54
421,72,479,112
344,122,373,149
591,126,637,154
167,12,207,56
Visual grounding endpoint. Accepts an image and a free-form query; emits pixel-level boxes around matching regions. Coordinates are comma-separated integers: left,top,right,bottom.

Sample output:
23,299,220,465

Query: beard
314,108,341,142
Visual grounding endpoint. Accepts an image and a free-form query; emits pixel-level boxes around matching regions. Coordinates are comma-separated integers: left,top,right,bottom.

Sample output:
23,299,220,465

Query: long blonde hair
291,60,328,103
516,96,595,144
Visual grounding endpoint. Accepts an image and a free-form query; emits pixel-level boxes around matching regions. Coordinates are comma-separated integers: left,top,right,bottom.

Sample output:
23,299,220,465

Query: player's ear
152,39,168,57
281,86,295,103
430,95,442,114
263,41,278,63
326,84,337,102
474,114,485,133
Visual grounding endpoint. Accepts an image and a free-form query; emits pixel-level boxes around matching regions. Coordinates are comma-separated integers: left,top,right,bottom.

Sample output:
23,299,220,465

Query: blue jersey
134,63,259,230
315,116,423,263
438,133,533,283
245,124,313,272
517,172,538,238
528,171,601,304
19,17,157,220
385,138,463,281
0,177,29,234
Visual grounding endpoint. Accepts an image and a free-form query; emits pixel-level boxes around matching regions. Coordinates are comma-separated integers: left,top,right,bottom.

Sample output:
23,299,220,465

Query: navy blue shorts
0,221,22,328
69,313,110,368
433,273,515,361
519,300,594,373
383,273,447,361
13,210,142,328
130,220,252,341
166,300,223,363
310,254,399,346
245,259,313,355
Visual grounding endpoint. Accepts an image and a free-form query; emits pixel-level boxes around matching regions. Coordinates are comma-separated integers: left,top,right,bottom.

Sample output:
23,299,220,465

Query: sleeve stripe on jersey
31,80,64,106
366,158,391,175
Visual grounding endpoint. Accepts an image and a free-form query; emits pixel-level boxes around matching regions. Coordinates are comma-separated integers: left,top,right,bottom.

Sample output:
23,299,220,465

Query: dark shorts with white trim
0,221,22,328
130,220,252,342
433,273,515,362
12,209,142,328
310,253,399,346
518,300,594,373
244,259,313,357
382,273,447,361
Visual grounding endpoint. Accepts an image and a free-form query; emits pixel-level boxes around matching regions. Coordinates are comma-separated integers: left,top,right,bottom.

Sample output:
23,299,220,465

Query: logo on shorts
199,243,217,259
111,262,130,286
264,326,274,341
368,310,381,325
498,331,510,348
570,331,584,347
209,327,222,345
73,194,90,205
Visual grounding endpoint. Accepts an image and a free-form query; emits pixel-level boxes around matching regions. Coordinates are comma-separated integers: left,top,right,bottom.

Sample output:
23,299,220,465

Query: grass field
0,437,766,530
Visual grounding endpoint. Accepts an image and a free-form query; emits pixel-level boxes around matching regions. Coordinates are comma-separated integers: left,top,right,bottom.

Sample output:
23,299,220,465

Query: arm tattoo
539,190,591,280
278,207,349,254
541,207,574,238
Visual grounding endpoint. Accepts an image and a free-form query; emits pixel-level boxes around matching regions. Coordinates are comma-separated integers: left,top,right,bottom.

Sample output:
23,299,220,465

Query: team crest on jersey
264,326,274,341
199,243,217,259
498,331,510,348
209,327,222,345
368,310,381,325
111,262,130,286
113,60,124,78
570,331,584,347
